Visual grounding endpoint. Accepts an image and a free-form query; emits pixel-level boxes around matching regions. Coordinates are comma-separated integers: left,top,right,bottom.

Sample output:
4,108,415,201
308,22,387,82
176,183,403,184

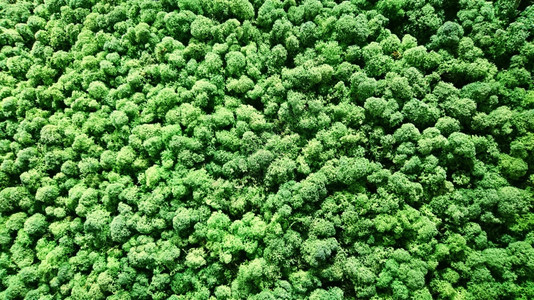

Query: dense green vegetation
1,0,533,299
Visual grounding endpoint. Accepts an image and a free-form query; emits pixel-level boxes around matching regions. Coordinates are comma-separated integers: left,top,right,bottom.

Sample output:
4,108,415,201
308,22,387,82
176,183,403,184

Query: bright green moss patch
0,0,534,299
